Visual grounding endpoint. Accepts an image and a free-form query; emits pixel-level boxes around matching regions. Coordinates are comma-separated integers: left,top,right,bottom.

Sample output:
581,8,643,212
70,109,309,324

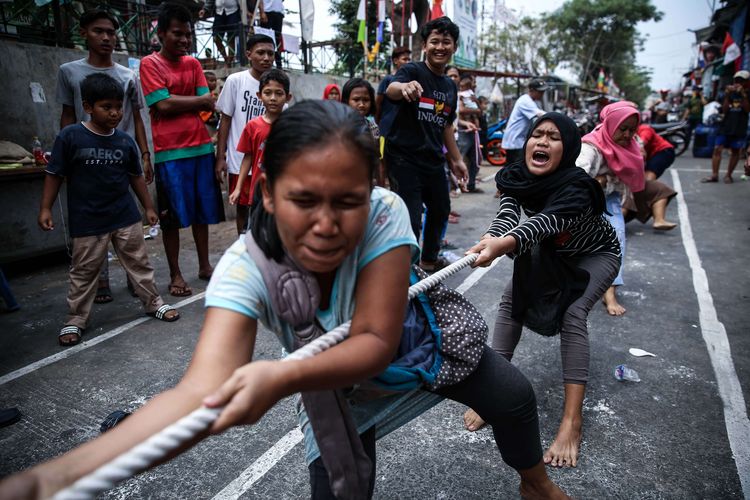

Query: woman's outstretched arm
0,308,257,499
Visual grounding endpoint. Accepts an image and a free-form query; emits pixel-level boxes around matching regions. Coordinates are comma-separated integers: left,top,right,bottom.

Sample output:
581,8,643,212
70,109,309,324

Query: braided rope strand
52,254,479,500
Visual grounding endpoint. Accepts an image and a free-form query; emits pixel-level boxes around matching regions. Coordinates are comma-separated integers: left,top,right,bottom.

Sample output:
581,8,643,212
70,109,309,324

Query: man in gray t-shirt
57,58,142,137
56,10,154,304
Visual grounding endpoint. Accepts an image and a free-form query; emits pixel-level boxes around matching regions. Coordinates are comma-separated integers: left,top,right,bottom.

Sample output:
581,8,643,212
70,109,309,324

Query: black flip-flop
94,286,113,304
0,407,21,428
100,410,131,433
700,176,718,183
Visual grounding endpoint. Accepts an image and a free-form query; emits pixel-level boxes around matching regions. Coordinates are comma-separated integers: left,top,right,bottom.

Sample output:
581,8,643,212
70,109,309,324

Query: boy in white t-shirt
215,34,275,234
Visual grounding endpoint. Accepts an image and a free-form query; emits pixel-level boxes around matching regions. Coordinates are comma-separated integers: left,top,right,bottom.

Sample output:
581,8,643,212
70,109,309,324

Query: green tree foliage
479,16,563,76
329,0,387,76
542,0,662,105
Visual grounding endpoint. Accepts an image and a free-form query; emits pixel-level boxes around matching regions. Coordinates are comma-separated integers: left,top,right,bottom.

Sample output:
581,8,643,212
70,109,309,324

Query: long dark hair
251,100,378,261
341,78,375,117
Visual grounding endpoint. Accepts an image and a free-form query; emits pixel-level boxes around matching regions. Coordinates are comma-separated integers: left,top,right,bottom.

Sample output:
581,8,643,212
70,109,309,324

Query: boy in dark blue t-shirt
384,17,468,273
39,73,180,347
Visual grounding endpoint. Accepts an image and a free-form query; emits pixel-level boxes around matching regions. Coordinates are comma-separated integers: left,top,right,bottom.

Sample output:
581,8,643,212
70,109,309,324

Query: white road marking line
671,170,750,498
481,173,496,183
211,428,304,500
455,256,504,295
209,255,504,498
0,292,206,387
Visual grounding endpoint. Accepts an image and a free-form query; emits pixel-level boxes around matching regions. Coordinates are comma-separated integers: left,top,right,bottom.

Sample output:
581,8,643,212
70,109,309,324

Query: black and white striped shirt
486,195,621,258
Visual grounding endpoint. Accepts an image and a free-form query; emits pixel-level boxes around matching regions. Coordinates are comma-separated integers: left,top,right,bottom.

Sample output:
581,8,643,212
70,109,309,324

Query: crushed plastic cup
144,224,160,240
614,364,640,382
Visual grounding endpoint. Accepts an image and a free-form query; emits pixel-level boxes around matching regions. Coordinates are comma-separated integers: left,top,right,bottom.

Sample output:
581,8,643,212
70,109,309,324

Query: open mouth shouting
530,150,550,167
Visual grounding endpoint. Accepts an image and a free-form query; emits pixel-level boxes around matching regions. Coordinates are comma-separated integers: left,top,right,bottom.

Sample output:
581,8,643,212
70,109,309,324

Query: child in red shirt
230,69,292,217
636,124,675,180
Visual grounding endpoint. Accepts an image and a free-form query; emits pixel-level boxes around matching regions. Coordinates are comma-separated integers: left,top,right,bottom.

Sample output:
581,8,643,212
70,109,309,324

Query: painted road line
0,292,206,387
671,169,750,498
208,257,502,498
455,255,504,295
211,428,304,500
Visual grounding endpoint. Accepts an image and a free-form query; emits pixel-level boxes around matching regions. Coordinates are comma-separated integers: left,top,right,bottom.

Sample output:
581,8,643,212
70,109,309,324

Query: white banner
299,0,315,42
453,0,478,68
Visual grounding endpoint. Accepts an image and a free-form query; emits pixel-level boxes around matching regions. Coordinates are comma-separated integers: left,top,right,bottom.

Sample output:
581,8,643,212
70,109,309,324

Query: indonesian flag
418,97,451,114
722,32,741,66
418,97,435,110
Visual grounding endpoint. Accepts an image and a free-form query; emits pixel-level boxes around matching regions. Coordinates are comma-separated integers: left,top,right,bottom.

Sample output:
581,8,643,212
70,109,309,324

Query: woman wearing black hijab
463,113,621,469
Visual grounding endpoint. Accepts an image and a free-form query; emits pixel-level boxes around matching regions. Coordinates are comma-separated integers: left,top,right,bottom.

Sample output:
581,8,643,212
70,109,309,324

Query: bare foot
602,287,626,316
518,461,571,499
463,408,486,432
653,221,677,231
543,417,582,468
519,481,571,500
198,266,214,281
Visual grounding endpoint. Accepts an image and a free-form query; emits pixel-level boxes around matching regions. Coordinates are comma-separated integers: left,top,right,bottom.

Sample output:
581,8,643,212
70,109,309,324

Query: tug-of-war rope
52,253,480,500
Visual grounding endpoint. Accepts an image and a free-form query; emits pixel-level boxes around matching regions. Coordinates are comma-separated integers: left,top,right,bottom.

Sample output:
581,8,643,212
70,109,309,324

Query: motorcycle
485,118,508,166
650,120,690,157
571,110,596,136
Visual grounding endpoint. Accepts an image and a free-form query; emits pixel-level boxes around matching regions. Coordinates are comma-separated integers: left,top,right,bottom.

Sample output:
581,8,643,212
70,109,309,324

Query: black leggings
308,345,542,498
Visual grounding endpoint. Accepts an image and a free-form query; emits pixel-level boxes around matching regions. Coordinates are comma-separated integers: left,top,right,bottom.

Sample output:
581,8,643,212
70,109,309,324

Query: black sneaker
0,408,21,428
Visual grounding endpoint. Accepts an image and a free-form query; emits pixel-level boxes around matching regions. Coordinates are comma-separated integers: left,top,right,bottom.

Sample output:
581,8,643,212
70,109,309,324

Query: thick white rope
52,253,479,500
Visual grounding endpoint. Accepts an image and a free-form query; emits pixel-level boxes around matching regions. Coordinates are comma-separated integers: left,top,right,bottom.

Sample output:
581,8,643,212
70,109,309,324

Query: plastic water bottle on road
614,364,640,382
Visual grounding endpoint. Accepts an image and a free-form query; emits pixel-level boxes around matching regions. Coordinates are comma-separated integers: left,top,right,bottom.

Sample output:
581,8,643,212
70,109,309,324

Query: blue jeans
605,192,625,286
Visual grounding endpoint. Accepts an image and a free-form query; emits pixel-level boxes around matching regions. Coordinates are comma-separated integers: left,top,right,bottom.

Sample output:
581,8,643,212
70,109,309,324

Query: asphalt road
0,153,748,499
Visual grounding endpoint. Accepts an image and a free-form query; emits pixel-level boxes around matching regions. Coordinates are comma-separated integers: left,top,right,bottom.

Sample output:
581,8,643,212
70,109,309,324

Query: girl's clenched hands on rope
467,235,517,267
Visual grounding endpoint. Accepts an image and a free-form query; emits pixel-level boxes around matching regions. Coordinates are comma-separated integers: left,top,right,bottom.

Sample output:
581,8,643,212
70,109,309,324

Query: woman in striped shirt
463,112,620,470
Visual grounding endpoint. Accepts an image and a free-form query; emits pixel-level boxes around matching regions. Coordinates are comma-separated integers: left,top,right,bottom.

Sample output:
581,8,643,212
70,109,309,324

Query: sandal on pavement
700,176,718,183
168,283,192,297
147,304,180,322
100,410,131,433
94,286,113,304
723,176,733,184
59,325,83,347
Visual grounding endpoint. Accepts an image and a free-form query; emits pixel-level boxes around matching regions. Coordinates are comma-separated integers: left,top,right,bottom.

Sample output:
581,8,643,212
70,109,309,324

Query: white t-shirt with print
216,70,266,174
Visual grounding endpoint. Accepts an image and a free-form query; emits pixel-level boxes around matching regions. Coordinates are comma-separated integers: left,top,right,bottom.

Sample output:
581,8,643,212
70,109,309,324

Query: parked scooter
650,120,689,156
485,118,508,166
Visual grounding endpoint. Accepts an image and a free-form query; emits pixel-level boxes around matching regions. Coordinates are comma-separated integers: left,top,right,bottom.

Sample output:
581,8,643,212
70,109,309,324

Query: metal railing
0,0,385,78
